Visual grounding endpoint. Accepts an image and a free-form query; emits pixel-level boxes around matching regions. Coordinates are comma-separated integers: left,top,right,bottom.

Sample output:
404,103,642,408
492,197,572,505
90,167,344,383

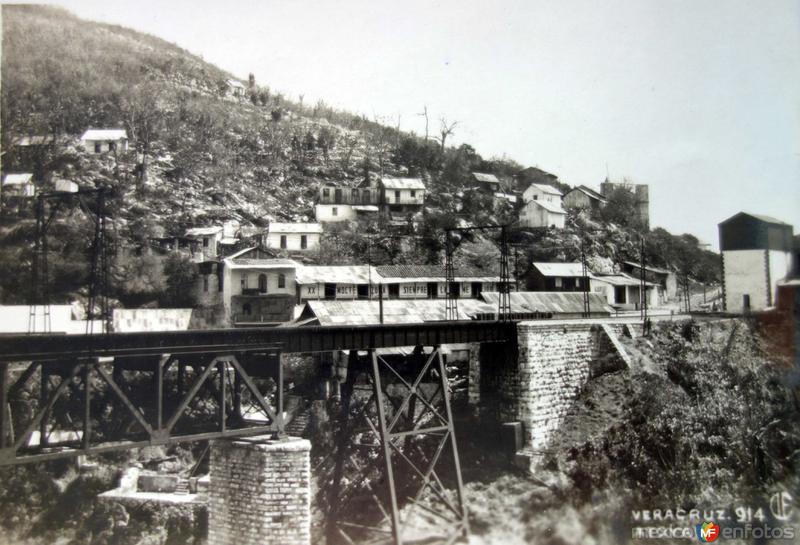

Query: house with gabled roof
718,212,793,312
563,185,607,214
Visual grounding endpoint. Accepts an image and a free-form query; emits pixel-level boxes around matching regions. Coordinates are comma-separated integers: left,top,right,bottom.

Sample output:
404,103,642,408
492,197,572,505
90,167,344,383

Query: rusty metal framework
321,346,468,545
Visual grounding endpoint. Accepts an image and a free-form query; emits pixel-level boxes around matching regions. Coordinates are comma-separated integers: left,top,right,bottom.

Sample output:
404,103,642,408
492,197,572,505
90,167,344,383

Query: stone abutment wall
475,321,631,467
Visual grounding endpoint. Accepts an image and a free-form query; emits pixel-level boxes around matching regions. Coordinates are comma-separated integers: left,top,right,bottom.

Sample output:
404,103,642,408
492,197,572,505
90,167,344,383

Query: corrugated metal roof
592,273,656,287
296,265,379,284
80,129,127,141
375,264,495,280
527,183,563,196
227,258,298,270
494,192,518,203
568,185,607,202
525,199,566,214
380,177,426,190
481,291,613,315
472,172,500,184
268,222,323,234
2,173,33,186
185,226,222,237
532,262,585,277
622,261,672,275
303,299,493,325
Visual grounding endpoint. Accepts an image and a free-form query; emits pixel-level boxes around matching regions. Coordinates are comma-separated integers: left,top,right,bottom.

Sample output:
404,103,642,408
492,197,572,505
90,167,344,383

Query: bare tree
417,106,429,140
438,117,458,151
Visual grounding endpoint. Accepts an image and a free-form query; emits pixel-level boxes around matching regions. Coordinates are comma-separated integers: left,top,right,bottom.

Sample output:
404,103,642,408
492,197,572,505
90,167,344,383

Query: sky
43,0,800,249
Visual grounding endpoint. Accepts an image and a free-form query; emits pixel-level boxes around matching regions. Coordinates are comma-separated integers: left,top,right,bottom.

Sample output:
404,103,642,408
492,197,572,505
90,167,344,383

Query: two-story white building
80,129,129,154
185,226,224,262
379,177,426,215
314,184,380,223
220,248,300,325
263,222,323,252
519,183,566,229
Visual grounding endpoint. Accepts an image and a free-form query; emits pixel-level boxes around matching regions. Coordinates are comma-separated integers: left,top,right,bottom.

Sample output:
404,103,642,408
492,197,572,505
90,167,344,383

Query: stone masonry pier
208,436,311,545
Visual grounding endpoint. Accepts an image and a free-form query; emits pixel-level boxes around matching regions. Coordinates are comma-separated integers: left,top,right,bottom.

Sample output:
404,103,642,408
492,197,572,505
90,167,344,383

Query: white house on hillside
185,226,224,262
518,183,566,228
263,222,323,251
80,129,128,154
1,173,35,198
519,199,566,228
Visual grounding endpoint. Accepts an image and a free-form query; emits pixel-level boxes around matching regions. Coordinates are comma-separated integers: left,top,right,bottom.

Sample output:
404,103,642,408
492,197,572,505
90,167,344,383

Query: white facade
263,223,322,251
722,249,791,312
80,129,129,154
1,173,35,197
315,204,355,223
383,187,425,206
185,227,223,262
522,183,563,204
590,276,659,308
54,179,79,193
519,200,566,229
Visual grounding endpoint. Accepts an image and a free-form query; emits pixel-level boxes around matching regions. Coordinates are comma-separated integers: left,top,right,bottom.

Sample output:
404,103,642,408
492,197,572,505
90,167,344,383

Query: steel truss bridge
0,320,517,545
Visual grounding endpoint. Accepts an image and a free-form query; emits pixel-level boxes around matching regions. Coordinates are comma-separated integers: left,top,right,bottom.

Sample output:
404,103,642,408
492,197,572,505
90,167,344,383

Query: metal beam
0,321,516,363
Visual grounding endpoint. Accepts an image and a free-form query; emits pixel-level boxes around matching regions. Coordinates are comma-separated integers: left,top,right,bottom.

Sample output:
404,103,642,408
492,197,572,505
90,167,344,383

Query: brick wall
208,436,311,545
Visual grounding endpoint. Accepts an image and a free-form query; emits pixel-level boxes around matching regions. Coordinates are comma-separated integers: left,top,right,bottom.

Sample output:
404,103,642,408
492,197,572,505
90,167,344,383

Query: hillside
0,5,719,308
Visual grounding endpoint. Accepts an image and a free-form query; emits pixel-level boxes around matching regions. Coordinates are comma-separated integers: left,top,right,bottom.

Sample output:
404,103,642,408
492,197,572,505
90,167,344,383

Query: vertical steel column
434,347,469,538
370,349,403,545
233,370,242,421
156,358,164,431
581,237,590,318
0,363,8,449
445,230,458,321
275,353,285,437
39,367,49,447
82,361,91,451
498,226,511,320
218,361,226,433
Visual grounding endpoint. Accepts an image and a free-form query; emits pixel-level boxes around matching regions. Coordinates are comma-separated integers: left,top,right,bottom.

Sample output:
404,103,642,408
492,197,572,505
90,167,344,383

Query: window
395,190,401,201
258,274,267,293
300,235,307,249
109,142,116,152
554,277,562,288
332,207,338,217
280,235,287,249
388,284,400,299
94,142,101,153
323,188,330,198
324,283,336,300
203,276,209,292
241,274,248,291
357,284,369,299
242,303,252,316
410,190,416,198
203,237,209,248
278,273,286,288
533,195,538,200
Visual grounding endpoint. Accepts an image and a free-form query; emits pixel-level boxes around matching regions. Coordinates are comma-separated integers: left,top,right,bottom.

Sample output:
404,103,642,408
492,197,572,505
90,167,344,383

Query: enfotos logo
696,521,720,542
